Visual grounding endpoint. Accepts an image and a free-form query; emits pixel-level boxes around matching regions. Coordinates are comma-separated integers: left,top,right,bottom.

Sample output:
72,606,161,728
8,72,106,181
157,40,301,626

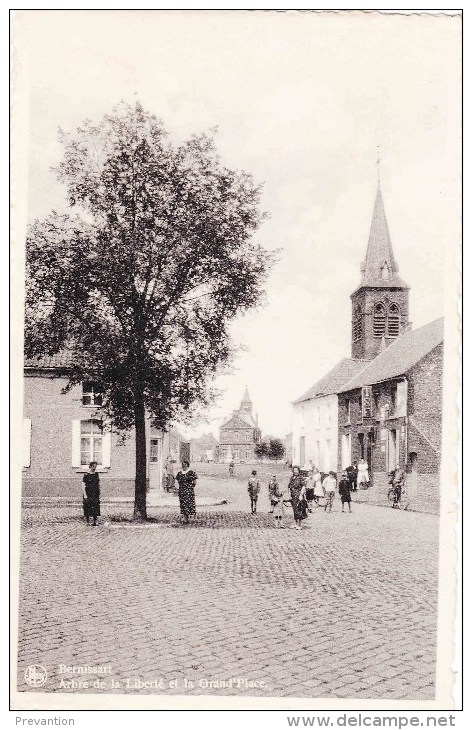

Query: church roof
221,412,255,429
293,358,368,404
339,317,444,391
352,185,409,295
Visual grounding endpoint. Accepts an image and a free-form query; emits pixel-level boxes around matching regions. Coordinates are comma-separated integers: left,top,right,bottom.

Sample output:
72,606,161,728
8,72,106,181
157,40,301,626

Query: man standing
346,462,358,492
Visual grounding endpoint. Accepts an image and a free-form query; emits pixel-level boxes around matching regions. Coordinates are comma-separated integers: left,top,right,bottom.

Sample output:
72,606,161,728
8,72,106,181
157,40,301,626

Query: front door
149,436,163,490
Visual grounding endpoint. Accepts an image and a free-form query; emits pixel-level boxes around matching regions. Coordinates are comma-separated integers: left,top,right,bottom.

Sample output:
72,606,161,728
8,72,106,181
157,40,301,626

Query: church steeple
356,184,409,293
351,183,410,360
240,386,252,414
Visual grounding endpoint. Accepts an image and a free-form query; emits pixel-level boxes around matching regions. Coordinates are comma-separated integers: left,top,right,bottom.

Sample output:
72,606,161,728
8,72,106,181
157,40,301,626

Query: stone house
23,353,184,499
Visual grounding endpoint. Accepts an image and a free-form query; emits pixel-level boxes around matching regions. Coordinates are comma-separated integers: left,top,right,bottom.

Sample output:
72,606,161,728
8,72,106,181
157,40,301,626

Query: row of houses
291,184,443,513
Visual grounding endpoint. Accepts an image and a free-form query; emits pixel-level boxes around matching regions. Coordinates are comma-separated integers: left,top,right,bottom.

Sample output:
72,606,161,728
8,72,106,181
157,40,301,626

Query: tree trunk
133,392,147,521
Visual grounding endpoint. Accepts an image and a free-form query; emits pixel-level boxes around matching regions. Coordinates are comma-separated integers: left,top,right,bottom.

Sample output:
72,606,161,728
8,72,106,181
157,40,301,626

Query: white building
292,359,366,472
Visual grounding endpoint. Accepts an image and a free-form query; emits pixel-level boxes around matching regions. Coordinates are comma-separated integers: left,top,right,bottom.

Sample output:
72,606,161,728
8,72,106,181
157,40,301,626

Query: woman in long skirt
175,460,197,524
83,461,100,526
288,466,307,530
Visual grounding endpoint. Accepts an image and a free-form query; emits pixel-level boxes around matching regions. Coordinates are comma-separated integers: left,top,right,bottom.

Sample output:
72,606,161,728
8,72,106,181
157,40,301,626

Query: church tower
240,386,253,415
351,184,410,360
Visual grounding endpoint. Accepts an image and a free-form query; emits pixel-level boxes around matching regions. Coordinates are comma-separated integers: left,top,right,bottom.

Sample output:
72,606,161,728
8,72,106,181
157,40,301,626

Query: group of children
248,466,353,528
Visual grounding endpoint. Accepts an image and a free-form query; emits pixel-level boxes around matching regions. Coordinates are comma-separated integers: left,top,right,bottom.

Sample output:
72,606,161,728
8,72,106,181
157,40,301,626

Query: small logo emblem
24,665,47,687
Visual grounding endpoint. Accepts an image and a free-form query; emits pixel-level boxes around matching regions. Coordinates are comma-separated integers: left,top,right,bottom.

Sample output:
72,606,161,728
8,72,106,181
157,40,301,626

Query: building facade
23,355,184,499
292,360,365,472
292,182,443,511
218,388,261,463
338,318,443,513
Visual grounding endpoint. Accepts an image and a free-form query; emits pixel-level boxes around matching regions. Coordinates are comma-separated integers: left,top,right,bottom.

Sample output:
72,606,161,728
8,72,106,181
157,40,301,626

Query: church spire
240,386,252,414
350,181,410,360
356,184,408,292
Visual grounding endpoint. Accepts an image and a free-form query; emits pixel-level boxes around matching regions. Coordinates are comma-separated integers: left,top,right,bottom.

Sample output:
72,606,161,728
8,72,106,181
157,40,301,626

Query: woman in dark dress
83,461,100,526
288,466,307,530
175,460,197,524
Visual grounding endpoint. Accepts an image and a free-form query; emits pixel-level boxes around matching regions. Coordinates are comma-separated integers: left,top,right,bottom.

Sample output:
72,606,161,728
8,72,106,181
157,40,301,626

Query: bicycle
387,485,409,510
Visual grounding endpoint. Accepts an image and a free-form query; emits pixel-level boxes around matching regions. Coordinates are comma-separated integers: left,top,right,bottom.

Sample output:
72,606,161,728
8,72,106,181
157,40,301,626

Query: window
82,382,103,407
390,385,397,414
387,303,400,337
233,448,240,460
150,438,160,463
373,302,386,337
346,400,351,424
352,307,362,342
245,448,252,460
80,420,103,466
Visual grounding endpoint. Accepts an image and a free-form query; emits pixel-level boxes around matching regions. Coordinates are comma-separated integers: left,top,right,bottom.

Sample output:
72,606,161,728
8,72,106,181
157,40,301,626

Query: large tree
25,102,273,520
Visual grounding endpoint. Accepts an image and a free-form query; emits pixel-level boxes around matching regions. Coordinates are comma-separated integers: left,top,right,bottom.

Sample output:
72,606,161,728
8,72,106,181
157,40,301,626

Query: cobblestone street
17,480,439,701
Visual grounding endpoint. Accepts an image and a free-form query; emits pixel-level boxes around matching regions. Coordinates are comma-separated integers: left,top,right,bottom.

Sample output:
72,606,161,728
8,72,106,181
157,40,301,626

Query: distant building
218,388,261,463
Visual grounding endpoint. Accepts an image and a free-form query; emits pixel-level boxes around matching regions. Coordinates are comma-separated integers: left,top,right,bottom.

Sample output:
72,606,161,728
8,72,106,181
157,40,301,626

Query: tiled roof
293,358,368,404
339,317,444,392
24,351,75,368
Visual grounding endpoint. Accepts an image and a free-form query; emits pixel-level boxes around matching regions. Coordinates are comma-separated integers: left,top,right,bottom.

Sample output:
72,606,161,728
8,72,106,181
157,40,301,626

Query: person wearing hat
338,471,352,513
248,470,261,514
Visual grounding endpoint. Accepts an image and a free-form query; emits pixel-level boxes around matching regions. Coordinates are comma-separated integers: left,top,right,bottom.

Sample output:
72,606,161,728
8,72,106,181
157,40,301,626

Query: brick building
218,388,261,463
23,353,184,499
338,318,443,512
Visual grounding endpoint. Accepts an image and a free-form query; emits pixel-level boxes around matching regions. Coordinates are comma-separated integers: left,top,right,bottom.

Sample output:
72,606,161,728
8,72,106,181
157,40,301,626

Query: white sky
18,10,461,440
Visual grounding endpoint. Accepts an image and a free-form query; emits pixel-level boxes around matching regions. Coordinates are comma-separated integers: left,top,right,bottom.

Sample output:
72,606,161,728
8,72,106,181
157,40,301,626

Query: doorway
387,429,400,472
408,452,418,497
149,436,163,490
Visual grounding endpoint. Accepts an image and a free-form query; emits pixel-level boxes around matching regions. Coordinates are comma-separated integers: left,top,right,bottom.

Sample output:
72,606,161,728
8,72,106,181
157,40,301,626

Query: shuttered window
373,302,386,337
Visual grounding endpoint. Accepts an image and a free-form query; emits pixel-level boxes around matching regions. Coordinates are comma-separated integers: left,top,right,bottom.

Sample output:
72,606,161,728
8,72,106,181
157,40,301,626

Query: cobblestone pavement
17,483,439,701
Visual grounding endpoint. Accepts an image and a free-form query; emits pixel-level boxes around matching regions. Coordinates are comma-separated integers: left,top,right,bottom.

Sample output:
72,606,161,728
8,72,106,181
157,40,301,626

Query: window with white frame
82,382,103,407
80,420,103,466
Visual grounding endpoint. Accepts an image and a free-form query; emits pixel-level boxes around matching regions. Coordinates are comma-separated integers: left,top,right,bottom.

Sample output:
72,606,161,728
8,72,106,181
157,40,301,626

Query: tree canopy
25,102,274,518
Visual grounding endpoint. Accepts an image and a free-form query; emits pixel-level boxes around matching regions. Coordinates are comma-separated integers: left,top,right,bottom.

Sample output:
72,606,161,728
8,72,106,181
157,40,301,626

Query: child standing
338,471,352,513
272,481,286,528
248,470,260,514
322,471,337,513
268,474,279,513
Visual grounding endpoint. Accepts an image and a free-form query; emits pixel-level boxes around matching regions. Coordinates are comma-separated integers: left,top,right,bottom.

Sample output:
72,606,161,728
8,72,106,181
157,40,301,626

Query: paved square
17,482,438,700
